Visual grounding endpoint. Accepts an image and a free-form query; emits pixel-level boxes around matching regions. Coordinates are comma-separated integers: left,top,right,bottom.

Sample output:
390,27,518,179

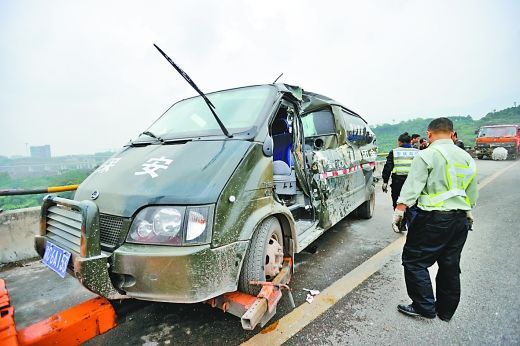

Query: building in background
0,152,114,178
30,145,51,159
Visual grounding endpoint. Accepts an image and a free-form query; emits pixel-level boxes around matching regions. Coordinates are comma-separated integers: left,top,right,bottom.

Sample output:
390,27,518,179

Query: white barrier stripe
320,162,376,180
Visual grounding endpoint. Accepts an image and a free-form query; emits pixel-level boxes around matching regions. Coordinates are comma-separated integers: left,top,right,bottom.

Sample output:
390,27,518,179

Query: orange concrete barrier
0,279,18,346
17,297,116,346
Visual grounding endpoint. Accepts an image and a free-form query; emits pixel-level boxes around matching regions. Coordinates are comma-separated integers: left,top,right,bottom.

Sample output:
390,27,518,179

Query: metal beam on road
243,236,407,345
244,159,520,345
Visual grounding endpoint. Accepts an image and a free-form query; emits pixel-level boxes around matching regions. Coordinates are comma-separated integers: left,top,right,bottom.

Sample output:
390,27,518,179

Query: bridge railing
0,185,79,197
0,185,79,265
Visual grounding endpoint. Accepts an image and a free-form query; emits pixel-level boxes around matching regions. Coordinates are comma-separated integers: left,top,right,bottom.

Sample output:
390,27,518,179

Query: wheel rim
264,232,283,280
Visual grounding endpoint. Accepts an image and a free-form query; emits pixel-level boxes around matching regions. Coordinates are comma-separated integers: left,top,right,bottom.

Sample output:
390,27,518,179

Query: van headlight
127,205,213,245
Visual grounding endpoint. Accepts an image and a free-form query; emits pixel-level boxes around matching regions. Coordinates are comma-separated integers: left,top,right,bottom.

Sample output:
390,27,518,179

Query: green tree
0,169,93,211
372,106,520,152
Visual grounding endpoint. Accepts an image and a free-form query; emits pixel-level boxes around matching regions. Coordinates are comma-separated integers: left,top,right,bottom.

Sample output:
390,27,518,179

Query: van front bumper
110,241,248,303
35,195,249,304
35,235,248,303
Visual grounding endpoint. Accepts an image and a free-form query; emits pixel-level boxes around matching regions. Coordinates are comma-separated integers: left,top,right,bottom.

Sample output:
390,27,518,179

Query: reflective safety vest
418,145,477,208
392,147,419,175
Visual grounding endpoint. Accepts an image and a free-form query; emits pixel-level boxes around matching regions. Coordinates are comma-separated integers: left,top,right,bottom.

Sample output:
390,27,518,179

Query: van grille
99,214,125,248
45,207,126,252
46,205,82,254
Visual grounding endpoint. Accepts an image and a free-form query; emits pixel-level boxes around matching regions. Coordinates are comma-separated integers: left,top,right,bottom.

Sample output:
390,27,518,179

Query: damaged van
35,83,377,316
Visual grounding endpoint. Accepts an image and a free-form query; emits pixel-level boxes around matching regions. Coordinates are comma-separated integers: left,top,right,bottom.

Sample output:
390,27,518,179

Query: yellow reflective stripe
446,164,453,190
418,194,445,208
465,168,477,189
430,189,467,205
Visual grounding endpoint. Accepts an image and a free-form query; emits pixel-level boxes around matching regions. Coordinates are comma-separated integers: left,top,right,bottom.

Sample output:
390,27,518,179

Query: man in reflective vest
382,132,419,232
393,117,478,321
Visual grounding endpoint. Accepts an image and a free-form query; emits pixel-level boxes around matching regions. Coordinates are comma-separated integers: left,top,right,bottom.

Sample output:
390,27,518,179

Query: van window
147,85,276,139
341,110,374,145
301,109,336,137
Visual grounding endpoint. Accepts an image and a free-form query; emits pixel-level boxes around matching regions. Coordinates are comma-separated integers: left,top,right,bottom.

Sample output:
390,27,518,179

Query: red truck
474,124,520,160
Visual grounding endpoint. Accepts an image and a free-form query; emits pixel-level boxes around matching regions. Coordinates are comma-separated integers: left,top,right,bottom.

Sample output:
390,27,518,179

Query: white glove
392,209,405,233
466,211,474,230
382,183,388,193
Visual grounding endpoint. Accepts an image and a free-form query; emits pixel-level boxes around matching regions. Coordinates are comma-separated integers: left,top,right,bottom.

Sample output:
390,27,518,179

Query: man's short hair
398,132,411,143
428,117,454,133
411,134,420,139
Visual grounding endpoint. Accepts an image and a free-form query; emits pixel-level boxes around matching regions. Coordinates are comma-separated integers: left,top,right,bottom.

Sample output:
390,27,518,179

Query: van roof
273,83,362,118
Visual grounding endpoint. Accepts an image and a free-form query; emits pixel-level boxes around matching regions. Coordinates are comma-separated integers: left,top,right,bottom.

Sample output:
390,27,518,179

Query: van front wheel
238,217,284,296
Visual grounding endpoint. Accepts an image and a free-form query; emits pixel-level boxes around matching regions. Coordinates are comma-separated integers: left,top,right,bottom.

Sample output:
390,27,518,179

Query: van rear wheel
238,217,284,296
357,191,375,219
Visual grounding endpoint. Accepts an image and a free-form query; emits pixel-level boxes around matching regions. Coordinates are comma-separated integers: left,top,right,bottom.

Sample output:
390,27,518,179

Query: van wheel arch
273,213,296,256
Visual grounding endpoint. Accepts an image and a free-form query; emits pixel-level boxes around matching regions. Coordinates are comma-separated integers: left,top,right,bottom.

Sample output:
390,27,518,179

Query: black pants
402,210,469,318
391,174,407,209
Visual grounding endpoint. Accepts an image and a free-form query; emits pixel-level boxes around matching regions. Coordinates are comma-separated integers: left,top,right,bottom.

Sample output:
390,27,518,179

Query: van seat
273,160,291,176
272,118,293,166
273,135,292,166
273,160,296,195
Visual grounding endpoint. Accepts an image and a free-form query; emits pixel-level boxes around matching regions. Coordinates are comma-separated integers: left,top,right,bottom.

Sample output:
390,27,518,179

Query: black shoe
397,304,436,319
437,314,451,322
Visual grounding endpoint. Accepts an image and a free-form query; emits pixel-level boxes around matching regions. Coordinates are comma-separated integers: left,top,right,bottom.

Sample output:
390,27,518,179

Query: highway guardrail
0,185,79,197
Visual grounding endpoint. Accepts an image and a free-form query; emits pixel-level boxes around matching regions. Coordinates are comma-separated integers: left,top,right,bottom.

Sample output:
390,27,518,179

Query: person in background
419,138,429,150
392,117,478,321
453,131,465,150
382,132,420,232
411,134,421,149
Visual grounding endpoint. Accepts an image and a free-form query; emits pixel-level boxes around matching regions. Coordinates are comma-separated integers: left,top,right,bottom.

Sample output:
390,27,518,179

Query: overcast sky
1,1,519,157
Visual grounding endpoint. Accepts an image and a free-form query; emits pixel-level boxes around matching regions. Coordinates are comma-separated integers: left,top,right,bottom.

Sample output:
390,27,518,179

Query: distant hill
371,105,520,152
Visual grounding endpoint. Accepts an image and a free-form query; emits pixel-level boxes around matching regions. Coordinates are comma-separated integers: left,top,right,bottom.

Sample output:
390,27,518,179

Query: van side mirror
263,135,273,157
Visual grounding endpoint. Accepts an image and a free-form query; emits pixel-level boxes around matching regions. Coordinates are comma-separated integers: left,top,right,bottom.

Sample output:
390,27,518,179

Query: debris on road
303,288,320,296
492,147,508,161
304,288,320,304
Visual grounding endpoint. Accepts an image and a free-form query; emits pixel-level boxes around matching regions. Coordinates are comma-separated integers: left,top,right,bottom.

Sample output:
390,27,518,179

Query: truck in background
474,124,520,160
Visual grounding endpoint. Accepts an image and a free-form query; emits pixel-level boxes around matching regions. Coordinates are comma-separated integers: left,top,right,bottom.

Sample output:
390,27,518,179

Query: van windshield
478,126,517,138
147,85,276,139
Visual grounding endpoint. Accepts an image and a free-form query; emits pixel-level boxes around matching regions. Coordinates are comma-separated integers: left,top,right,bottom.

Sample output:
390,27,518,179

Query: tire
358,191,375,219
477,155,484,160
238,217,284,295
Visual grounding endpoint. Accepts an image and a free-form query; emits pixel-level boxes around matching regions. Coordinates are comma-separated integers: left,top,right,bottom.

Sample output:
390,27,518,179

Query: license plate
42,241,71,278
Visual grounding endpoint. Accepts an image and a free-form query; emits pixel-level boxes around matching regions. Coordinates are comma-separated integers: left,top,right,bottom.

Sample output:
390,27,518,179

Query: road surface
1,159,518,345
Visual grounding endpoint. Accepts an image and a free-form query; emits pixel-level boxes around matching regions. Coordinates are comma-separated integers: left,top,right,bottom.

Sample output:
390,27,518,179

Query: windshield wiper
139,131,163,142
153,44,232,138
